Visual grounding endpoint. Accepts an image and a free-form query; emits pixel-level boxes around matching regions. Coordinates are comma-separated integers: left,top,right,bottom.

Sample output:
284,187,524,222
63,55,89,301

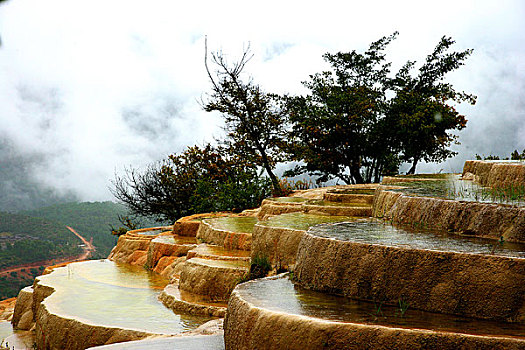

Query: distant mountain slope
25,201,127,258
0,211,82,269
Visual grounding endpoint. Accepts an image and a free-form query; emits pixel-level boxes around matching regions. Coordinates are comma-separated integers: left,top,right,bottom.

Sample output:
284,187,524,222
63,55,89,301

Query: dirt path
0,226,95,276
66,226,95,260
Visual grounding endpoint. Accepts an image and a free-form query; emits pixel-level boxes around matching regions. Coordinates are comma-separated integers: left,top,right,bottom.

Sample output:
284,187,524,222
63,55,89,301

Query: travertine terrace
7,160,525,349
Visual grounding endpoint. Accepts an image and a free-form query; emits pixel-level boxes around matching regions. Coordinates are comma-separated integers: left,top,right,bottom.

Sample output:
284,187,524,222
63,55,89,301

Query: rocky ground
0,298,15,321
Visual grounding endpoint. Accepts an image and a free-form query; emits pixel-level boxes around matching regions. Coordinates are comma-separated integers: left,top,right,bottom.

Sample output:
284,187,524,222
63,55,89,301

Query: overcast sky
0,0,524,208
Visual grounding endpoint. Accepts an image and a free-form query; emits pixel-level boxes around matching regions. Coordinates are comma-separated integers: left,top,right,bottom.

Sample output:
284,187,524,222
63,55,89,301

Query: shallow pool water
267,197,308,203
306,200,371,207
152,235,198,245
189,257,249,270
134,229,162,235
207,216,258,233
0,321,11,341
38,260,212,334
328,189,376,195
190,244,250,259
308,220,525,258
395,174,524,206
239,275,525,338
259,212,357,231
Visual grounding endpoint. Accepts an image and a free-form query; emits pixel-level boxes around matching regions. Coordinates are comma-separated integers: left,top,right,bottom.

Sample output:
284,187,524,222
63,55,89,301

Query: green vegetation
203,41,286,196
449,182,525,206
249,253,272,280
397,298,410,318
113,33,475,220
284,34,475,183
0,274,34,300
475,149,525,161
113,144,272,222
237,254,273,285
25,201,131,258
0,211,82,269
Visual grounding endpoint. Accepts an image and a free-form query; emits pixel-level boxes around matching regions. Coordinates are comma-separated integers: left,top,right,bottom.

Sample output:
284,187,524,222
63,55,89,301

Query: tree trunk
258,148,283,196
407,158,419,175
350,162,364,184
373,160,382,183
266,166,283,196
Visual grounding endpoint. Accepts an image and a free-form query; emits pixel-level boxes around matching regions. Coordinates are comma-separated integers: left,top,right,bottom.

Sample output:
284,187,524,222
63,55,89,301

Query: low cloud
0,0,523,209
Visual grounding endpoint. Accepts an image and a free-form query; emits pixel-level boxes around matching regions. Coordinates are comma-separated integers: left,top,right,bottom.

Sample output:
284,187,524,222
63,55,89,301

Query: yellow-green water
189,257,249,270
328,189,376,195
38,260,212,334
306,200,371,207
207,216,258,233
267,197,308,203
152,235,198,245
239,275,525,338
190,244,250,259
395,174,524,206
259,212,357,231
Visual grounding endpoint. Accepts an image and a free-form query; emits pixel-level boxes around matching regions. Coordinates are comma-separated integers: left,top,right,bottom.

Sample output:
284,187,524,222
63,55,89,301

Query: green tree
284,33,400,184
202,41,287,195
112,144,271,222
284,33,475,182
510,149,525,160
388,36,476,174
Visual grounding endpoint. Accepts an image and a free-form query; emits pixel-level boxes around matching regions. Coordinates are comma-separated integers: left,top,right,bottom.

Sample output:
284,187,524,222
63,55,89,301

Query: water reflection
207,216,258,233
309,220,525,258
152,235,198,245
240,276,525,338
38,260,212,334
260,212,357,231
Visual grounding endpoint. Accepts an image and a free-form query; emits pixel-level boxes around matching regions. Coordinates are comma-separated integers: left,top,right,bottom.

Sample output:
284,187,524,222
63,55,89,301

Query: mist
0,0,523,210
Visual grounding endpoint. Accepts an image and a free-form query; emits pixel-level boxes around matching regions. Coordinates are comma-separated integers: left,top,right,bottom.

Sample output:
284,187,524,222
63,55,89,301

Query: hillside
25,201,165,258
0,212,83,299
25,201,127,258
0,212,82,269
0,201,164,299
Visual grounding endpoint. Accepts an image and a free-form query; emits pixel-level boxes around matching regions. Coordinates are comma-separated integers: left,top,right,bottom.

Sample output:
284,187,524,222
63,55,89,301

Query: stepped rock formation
463,160,525,188
7,159,525,349
373,188,525,242
225,275,525,350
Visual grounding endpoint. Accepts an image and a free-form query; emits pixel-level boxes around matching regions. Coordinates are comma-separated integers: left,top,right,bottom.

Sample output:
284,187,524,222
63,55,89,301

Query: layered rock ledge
373,188,525,243
30,260,213,350
463,160,525,188
294,229,525,322
196,218,253,251
224,275,525,350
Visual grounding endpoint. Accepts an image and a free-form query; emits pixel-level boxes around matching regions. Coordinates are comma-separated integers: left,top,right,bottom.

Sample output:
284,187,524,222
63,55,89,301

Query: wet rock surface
225,275,525,350
463,160,525,188
373,188,525,243
294,231,525,322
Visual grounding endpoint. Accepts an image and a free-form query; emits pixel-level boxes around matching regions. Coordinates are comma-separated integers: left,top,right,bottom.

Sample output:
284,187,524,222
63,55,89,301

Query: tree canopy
202,41,287,195
283,33,475,183
112,33,476,221
388,36,476,174
112,144,271,222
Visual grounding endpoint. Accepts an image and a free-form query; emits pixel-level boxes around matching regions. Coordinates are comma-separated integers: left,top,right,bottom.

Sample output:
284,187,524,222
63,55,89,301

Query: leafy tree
284,33,400,184
284,33,475,181
475,149,525,161
112,144,271,222
510,149,525,160
388,36,476,174
202,41,287,195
